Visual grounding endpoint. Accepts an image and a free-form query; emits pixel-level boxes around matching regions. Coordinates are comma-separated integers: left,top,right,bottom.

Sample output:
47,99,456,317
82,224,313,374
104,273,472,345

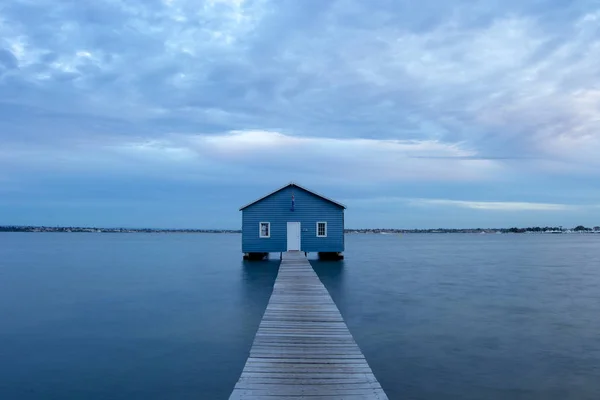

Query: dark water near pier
1,233,599,399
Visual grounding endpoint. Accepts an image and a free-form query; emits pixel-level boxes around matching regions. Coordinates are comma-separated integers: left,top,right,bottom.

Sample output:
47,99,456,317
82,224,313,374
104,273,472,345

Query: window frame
259,222,271,238
316,221,327,237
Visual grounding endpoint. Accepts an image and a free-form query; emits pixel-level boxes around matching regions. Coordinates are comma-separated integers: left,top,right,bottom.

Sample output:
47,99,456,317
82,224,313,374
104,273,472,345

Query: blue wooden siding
242,185,344,253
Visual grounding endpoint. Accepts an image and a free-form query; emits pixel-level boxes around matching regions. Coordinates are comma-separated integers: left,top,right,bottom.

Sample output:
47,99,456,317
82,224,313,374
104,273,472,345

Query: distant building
239,182,346,260
594,226,600,232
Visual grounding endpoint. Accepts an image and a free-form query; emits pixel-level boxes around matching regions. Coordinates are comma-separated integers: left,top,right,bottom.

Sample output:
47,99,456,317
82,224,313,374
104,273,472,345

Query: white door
287,222,301,251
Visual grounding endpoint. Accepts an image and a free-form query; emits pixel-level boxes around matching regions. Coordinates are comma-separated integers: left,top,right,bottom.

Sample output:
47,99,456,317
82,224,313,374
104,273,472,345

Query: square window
317,222,327,237
259,222,270,238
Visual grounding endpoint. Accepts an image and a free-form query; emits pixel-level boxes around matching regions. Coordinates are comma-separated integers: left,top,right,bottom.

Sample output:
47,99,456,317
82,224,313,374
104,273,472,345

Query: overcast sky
1,0,600,229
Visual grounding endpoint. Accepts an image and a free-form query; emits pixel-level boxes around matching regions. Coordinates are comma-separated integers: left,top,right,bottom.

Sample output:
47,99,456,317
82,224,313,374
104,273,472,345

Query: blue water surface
0,233,277,399
314,233,600,400
1,232,600,399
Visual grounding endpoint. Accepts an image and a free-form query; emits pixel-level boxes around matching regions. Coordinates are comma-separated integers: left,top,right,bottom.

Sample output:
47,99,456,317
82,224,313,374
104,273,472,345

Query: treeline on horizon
0,226,241,233
1,225,600,233
348,225,600,233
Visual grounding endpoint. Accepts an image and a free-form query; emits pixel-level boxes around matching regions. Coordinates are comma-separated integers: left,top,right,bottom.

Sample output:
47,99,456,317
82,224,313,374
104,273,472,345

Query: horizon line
2,225,598,231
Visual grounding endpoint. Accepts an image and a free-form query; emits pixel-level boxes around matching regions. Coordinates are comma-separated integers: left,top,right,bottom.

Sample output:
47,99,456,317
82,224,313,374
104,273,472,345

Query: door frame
286,222,301,251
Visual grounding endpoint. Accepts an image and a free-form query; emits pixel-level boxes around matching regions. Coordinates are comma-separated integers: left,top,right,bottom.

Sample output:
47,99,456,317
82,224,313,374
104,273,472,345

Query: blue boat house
239,182,346,260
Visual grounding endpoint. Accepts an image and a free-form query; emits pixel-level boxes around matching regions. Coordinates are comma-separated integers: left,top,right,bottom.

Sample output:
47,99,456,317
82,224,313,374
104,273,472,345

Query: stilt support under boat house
239,182,345,260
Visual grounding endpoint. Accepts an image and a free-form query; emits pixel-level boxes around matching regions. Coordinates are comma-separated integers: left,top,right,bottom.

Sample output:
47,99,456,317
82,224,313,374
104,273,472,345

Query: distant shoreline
0,226,241,234
1,226,599,234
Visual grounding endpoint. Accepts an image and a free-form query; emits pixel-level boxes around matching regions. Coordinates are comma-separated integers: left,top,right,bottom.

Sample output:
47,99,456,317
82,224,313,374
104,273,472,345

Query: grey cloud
1,0,600,168
4,0,600,229
0,49,18,70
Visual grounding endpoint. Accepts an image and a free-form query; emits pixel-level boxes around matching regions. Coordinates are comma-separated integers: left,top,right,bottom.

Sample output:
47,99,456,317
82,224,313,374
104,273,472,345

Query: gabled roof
239,182,347,211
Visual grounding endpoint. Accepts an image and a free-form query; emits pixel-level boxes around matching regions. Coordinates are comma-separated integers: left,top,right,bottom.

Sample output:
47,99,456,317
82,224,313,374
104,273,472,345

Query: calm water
1,233,599,399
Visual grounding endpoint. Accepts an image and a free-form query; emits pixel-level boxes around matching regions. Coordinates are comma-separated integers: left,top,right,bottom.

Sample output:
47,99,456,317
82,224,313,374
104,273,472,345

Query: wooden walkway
229,251,388,399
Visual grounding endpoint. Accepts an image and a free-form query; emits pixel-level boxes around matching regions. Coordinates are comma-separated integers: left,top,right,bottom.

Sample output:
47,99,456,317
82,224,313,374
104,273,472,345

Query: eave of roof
239,182,347,211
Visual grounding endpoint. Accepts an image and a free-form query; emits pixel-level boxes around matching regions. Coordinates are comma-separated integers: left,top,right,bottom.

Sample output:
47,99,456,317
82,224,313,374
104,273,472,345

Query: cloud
2,0,599,161
0,130,504,185
178,130,504,182
0,49,18,70
2,0,600,227
346,196,582,211
409,199,577,211
255,4,600,166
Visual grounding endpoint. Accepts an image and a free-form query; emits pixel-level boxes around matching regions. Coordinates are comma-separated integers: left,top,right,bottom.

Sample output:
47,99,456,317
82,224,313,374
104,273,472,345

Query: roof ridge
239,183,346,210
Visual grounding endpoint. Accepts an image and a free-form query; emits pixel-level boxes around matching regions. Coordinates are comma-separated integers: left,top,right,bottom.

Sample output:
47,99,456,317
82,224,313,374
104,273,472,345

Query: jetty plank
229,251,388,399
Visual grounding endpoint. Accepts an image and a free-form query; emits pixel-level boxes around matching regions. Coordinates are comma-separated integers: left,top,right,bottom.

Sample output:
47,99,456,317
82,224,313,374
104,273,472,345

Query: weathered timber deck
229,251,388,400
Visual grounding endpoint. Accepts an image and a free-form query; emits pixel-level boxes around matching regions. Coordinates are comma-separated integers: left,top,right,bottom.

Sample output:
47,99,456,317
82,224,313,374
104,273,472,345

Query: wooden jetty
230,251,388,399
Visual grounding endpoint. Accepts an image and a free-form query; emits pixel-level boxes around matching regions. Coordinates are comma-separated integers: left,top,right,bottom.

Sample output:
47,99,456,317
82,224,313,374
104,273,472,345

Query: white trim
239,182,346,210
259,222,270,238
316,221,327,237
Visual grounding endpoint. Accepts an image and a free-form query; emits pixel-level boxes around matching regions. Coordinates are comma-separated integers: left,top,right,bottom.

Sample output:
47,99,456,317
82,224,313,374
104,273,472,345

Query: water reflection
310,259,345,291
239,258,280,322
241,259,280,287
